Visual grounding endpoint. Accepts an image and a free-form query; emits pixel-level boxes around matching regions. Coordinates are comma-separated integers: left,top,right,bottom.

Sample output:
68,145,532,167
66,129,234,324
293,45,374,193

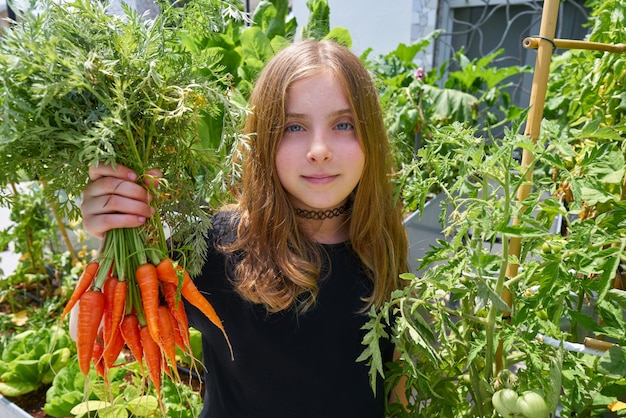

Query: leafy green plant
43,359,92,417
1,183,57,277
361,122,626,417
0,0,249,275
369,41,530,171
180,0,351,103
0,325,74,397
544,0,625,130
44,358,203,417
361,3,626,415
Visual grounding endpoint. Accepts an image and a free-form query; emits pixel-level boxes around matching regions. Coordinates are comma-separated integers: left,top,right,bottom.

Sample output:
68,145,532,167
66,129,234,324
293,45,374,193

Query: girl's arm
389,349,409,409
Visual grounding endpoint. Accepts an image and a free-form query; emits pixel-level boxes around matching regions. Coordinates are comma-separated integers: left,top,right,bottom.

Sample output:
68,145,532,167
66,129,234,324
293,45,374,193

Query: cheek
275,141,294,184
344,142,366,178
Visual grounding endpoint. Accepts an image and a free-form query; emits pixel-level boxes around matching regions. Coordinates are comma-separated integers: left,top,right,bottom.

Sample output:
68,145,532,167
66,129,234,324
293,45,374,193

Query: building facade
292,0,589,109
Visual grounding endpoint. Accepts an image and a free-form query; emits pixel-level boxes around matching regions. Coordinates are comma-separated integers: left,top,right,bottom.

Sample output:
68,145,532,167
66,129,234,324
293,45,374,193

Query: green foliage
44,359,203,417
301,0,330,40
544,0,626,129
0,326,74,397
43,360,92,417
361,122,626,416
371,9,626,416
369,39,530,169
0,0,249,273
180,0,296,97
0,183,71,278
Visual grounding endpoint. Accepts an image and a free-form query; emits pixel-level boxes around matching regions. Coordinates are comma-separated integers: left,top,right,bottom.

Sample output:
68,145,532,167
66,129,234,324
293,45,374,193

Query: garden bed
1,388,51,418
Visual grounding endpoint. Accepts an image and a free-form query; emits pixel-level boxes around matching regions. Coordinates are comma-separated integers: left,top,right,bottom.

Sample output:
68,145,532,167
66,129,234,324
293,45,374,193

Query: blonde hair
223,40,408,313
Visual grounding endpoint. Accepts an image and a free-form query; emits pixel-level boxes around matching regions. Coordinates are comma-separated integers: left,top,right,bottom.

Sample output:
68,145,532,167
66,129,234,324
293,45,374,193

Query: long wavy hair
222,39,408,313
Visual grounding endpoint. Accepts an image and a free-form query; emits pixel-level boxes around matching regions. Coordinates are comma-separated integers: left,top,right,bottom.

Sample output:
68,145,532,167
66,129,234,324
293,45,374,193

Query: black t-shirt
184,211,394,418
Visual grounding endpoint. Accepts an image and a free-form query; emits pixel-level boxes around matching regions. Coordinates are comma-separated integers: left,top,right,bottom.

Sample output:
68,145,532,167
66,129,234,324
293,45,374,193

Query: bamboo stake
584,337,617,352
496,0,560,373
523,37,626,53
40,180,80,265
47,194,80,265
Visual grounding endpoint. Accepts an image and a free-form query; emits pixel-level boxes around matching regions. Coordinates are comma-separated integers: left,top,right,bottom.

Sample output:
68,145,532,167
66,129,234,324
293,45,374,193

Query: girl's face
275,72,365,212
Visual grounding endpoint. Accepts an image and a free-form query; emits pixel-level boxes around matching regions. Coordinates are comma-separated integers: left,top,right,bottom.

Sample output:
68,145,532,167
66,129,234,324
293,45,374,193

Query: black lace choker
294,202,351,220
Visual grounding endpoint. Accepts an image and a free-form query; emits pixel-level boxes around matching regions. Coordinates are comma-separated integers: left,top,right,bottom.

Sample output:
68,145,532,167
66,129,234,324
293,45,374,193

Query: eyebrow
285,109,353,119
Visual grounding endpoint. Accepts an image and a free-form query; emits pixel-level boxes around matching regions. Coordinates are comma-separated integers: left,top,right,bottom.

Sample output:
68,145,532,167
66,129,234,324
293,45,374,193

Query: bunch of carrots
61,223,233,393
0,0,240,401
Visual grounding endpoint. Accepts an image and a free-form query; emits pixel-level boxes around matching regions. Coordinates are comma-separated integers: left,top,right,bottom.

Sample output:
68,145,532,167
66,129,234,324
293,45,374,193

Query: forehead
285,71,350,110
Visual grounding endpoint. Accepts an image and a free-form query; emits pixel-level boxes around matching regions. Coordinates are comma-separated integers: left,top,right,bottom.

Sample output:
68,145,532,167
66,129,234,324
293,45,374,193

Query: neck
294,203,351,244
293,202,351,220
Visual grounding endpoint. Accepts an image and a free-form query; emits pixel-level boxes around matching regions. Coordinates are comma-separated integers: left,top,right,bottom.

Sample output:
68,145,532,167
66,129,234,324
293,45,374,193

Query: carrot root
156,258,234,360
61,261,99,321
140,325,162,393
77,290,105,375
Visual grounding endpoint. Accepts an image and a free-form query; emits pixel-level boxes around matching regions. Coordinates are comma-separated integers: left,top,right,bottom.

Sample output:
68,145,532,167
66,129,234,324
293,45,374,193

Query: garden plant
0,0,624,416
0,0,350,416
360,0,626,416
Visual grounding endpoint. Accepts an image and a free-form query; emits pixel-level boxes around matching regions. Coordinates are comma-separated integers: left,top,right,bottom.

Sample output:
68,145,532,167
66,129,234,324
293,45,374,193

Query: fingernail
128,172,138,181
138,216,146,223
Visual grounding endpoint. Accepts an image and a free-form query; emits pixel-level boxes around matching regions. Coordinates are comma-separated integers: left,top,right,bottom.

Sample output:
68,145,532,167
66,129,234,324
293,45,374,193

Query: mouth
302,174,338,185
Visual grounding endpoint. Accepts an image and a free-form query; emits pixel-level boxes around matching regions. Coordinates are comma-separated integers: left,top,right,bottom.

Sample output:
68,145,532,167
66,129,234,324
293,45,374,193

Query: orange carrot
156,258,233,359
61,261,99,321
103,327,125,369
77,290,105,375
140,325,162,393
92,339,105,378
157,305,180,379
136,263,161,344
92,339,104,364
102,276,118,344
171,313,186,352
108,280,127,345
120,314,143,363
161,281,191,351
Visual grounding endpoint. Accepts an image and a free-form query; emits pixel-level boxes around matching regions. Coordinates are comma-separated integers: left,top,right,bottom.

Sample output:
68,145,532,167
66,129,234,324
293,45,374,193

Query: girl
80,39,408,417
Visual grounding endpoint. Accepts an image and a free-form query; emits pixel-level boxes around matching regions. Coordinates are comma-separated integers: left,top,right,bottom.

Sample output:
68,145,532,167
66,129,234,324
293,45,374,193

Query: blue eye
285,124,303,133
336,122,354,131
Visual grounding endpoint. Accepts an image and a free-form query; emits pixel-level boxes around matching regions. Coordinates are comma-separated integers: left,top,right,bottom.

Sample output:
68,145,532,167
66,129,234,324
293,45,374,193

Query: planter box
0,395,31,418
403,192,447,273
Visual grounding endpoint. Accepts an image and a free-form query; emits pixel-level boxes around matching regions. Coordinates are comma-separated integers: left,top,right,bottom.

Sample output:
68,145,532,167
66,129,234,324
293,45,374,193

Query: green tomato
517,390,549,418
541,239,565,255
492,389,520,417
536,309,549,320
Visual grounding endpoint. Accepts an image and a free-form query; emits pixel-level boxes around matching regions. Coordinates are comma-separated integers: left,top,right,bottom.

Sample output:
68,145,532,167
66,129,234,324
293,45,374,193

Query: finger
83,194,154,220
84,176,151,203
89,163,138,182
143,168,163,188
83,213,150,240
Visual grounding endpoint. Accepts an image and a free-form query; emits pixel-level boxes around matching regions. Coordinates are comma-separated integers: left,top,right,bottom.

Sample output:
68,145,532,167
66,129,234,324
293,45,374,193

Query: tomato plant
361,0,626,414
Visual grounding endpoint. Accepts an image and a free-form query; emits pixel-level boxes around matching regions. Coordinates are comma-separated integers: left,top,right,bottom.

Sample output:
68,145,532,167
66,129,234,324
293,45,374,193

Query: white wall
292,0,415,57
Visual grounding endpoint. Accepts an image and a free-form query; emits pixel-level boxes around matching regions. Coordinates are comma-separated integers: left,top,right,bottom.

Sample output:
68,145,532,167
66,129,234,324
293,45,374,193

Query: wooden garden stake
522,37,626,53
497,0,626,372
496,0,560,373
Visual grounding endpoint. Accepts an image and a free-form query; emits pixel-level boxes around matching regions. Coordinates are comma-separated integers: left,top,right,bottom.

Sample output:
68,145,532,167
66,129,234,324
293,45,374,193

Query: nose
307,132,332,163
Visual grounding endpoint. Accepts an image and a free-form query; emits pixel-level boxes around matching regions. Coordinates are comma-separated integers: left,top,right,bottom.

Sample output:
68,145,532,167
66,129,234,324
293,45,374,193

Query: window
433,0,589,108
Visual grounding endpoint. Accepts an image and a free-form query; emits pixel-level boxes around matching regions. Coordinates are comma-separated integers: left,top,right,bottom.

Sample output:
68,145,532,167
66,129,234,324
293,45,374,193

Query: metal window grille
434,0,590,108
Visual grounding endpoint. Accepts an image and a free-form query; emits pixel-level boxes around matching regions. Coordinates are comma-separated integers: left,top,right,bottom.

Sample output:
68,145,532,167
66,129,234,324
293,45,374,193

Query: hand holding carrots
81,164,161,239
67,163,232,398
